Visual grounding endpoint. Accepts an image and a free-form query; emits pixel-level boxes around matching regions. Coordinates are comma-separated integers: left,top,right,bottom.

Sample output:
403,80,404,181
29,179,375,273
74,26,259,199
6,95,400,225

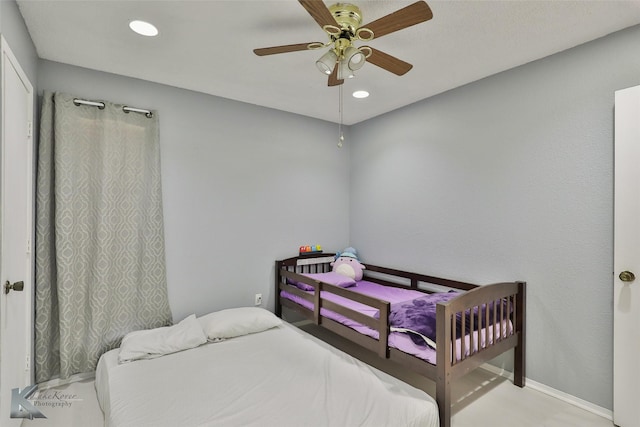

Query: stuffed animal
332,247,366,281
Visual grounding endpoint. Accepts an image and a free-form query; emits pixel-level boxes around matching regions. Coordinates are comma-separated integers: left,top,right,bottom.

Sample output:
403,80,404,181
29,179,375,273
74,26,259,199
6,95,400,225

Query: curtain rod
73,98,153,118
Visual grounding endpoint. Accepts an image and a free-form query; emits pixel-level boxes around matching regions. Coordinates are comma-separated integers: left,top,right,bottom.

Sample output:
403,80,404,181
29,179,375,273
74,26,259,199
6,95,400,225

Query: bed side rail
276,256,392,358
278,254,478,292
364,264,478,292
278,269,391,358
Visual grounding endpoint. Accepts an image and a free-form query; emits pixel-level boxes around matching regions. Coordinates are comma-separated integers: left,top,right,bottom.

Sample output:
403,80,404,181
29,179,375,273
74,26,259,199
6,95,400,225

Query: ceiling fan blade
360,1,433,40
328,62,344,86
299,0,339,30
253,43,317,56
366,47,413,76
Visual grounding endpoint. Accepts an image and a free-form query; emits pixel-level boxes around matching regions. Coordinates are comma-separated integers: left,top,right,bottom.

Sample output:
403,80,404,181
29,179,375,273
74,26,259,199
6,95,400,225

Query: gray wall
349,24,640,410
0,0,37,84
37,60,351,321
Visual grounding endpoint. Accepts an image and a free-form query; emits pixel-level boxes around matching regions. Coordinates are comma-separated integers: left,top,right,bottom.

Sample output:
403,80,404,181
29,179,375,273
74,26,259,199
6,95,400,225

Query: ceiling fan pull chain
338,83,344,148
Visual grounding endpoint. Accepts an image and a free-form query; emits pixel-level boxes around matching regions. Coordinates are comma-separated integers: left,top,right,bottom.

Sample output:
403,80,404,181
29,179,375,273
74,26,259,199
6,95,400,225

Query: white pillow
118,314,207,364
197,307,282,340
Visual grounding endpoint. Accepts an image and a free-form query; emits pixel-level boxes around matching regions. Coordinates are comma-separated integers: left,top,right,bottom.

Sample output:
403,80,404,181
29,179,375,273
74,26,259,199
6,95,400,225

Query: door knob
4,280,24,294
619,271,636,283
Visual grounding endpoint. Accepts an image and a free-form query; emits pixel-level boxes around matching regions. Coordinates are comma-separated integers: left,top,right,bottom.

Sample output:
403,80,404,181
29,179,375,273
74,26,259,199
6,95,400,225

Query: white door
614,85,640,427
0,36,34,425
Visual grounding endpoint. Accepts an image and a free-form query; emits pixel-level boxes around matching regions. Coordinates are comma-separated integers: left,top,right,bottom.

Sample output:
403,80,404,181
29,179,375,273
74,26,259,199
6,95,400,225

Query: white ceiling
16,0,640,125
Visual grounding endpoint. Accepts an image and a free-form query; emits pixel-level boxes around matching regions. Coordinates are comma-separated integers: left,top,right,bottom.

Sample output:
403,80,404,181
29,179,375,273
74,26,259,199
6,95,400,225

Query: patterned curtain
34,92,172,383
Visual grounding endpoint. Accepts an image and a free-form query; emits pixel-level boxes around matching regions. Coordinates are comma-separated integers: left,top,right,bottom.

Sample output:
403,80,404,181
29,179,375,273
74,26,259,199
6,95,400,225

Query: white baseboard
479,364,613,421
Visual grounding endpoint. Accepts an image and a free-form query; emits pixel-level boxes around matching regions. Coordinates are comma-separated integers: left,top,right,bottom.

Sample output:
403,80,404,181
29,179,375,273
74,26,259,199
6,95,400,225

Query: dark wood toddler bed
275,254,526,427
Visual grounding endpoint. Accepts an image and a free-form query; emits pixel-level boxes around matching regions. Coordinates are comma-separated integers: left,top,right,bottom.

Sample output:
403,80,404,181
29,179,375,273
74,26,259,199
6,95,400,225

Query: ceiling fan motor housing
329,3,363,35
326,2,369,67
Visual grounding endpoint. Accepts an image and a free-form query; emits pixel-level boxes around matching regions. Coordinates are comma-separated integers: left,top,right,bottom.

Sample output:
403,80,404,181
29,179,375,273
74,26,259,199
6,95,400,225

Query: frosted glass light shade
344,47,365,71
316,50,338,75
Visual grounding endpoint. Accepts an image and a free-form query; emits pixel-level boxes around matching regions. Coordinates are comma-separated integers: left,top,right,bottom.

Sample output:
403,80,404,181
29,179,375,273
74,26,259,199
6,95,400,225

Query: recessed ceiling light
129,20,158,37
352,90,370,99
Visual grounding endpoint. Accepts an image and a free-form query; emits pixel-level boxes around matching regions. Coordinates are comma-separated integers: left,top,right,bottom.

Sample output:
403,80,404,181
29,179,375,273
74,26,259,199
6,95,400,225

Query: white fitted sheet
95,322,438,427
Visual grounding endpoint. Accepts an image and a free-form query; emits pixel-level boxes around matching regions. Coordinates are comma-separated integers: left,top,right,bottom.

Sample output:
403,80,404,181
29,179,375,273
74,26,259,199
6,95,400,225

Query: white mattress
95,322,438,427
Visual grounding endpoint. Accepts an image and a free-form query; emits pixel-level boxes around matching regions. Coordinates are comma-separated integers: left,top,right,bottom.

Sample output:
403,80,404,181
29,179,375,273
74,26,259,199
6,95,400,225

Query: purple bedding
287,271,356,291
385,293,508,348
281,280,511,364
386,292,461,347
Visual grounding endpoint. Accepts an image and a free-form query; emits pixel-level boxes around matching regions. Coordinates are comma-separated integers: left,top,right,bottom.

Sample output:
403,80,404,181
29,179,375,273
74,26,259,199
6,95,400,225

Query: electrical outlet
254,293,262,306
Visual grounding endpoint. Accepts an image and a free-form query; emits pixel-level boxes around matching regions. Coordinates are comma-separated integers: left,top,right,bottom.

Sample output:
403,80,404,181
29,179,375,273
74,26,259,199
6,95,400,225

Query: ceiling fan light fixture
344,46,366,71
316,50,338,75
339,60,355,79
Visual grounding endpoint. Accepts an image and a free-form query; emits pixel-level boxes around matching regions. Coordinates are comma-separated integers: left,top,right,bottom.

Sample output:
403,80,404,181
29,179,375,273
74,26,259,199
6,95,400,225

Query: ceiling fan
253,1,433,86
